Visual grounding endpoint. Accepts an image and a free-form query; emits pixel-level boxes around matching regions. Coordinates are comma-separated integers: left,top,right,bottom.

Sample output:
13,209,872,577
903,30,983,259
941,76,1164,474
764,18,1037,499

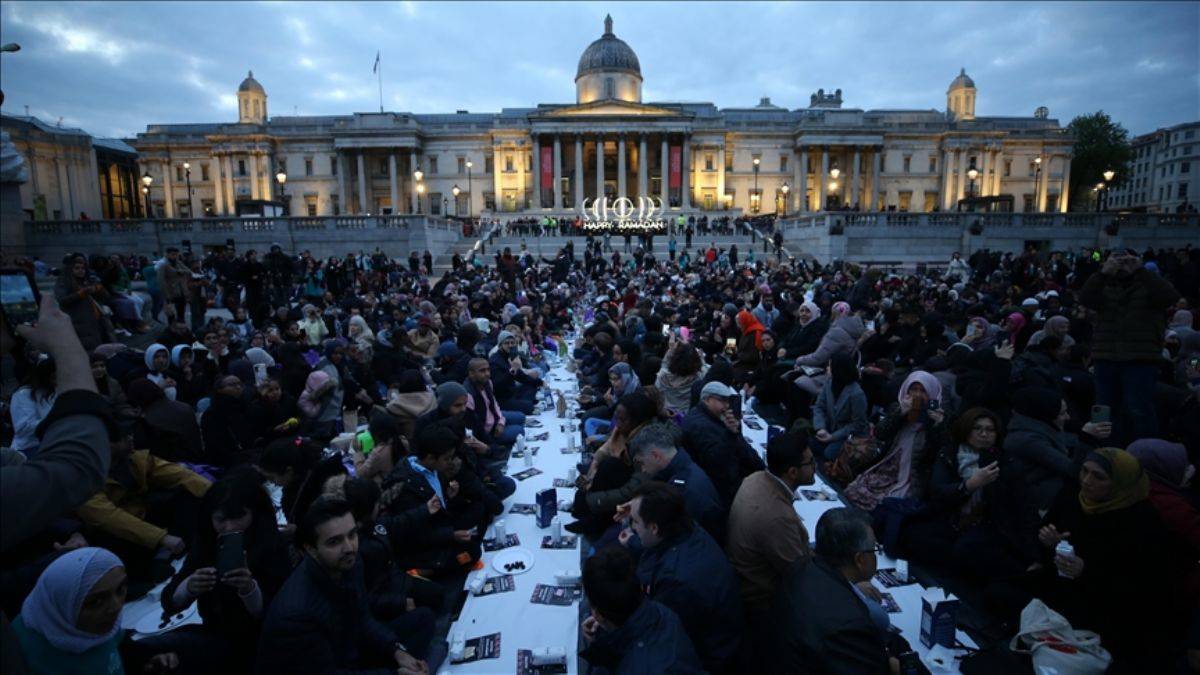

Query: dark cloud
0,1,1195,139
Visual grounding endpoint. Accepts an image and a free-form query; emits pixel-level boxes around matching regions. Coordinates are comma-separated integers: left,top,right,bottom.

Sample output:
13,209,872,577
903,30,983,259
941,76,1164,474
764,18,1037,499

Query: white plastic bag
1009,599,1111,674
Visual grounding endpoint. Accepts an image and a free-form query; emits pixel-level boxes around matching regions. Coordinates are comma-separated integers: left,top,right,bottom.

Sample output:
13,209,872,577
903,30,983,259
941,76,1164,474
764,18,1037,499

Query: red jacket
1147,480,1200,600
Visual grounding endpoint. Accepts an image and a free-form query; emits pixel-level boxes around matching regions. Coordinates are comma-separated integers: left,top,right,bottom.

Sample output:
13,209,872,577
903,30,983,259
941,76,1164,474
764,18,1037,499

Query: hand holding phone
216,532,246,577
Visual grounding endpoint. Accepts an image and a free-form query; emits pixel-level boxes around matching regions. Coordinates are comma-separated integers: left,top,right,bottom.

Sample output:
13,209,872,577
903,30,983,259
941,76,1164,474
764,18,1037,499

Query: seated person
771,508,900,674
378,423,482,576
844,371,949,513
200,375,256,468
627,422,724,543
351,411,403,483
810,353,869,461
569,392,659,538
621,481,743,673
583,363,641,442
75,430,211,583
463,358,524,449
12,547,179,675
245,378,301,448
415,382,514,506
488,330,542,414
579,545,704,674
255,498,429,675
258,436,337,528
157,470,293,672
680,381,764,507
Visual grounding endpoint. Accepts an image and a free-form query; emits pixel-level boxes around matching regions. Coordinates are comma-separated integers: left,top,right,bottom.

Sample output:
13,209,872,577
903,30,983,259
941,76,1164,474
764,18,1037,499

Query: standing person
256,498,429,675
53,254,113,351
157,247,191,324
1079,250,1180,444
668,236,677,262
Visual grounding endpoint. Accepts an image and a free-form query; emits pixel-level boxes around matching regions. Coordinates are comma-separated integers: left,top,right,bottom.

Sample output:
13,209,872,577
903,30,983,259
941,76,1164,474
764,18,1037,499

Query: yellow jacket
77,450,211,550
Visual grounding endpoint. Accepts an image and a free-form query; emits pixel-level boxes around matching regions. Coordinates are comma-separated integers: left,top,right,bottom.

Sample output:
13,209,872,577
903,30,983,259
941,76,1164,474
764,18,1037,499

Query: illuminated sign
579,197,666,232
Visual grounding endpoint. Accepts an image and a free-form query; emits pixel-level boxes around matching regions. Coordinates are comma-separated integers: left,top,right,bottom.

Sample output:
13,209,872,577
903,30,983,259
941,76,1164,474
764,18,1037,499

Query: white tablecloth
440,366,585,673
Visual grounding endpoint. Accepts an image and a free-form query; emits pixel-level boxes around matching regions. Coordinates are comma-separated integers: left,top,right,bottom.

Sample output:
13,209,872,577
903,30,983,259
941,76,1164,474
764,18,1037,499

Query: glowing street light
141,171,153,218
780,182,790,217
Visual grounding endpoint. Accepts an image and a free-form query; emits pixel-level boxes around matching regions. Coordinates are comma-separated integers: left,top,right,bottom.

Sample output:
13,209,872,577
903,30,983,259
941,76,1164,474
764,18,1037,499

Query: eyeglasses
860,543,884,555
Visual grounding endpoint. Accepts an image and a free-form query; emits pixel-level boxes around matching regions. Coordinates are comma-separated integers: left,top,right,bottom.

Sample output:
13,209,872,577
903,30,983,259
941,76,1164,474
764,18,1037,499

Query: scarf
20,547,124,654
1079,447,1150,515
1127,438,1189,488
609,362,641,398
798,301,821,327
736,310,766,350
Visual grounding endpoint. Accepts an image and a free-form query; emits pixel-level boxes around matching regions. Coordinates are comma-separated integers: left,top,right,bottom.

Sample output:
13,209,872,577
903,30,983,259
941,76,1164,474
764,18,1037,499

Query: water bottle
1055,540,1075,577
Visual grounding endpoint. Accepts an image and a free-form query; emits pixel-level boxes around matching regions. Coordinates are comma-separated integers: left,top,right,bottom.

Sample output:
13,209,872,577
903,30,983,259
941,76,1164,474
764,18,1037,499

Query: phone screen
662,325,670,337
216,532,246,576
1090,405,1111,424
0,270,40,328
725,338,737,351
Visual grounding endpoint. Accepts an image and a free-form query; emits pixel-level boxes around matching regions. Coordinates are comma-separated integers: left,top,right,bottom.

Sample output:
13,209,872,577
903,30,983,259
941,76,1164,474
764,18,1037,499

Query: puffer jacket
1079,267,1179,362
795,315,866,368
1003,412,1079,512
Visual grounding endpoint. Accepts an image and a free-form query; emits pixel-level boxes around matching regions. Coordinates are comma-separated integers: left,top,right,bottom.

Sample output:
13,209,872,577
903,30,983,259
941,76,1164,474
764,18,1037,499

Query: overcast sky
0,1,1196,140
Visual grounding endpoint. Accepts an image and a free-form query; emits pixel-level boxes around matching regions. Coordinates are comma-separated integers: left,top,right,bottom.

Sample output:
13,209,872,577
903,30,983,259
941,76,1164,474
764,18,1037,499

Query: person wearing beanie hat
435,382,468,414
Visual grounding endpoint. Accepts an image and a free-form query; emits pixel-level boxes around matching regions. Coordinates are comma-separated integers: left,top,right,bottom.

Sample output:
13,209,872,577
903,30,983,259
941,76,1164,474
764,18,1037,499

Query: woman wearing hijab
142,344,177,401
12,547,177,674
811,353,869,461
297,370,338,440
1030,448,1184,669
844,371,949,512
1127,439,1200,602
125,378,202,463
165,345,208,406
584,363,641,442
781,301,829,360
346,315,374,350
734,309,767,373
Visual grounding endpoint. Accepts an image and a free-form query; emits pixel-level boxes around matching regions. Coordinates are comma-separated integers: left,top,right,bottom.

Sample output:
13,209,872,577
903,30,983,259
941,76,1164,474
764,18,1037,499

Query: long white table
439,364,585,673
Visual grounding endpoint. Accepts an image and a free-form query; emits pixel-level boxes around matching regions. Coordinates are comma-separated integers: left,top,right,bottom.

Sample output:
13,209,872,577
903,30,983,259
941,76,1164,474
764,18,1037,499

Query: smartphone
1090,404,1111,424
661,325,670,337
927,399,941,412
725,338,737,351
866,320,876,332
0,268,41,332
216,531,246,576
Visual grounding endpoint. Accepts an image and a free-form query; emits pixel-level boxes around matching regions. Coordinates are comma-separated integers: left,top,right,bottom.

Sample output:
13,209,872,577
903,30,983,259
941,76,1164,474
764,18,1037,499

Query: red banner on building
541,146,554,189
669,146,681,189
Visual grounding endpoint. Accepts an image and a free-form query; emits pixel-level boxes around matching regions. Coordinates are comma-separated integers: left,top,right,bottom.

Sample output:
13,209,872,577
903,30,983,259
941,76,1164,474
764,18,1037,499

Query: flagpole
377,51,383,113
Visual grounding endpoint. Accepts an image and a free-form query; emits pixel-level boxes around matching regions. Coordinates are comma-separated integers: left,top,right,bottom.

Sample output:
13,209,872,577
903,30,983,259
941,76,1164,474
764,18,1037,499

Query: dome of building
575,15,642,81
239,70,265,94
948,68,975,91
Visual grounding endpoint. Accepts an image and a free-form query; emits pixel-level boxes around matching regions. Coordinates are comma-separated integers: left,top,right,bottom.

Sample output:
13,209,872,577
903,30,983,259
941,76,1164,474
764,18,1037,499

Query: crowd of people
1,230,1198,674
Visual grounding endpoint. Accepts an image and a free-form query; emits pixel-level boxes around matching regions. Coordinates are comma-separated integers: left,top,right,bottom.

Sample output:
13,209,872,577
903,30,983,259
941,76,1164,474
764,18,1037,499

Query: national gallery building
133,15,1073,220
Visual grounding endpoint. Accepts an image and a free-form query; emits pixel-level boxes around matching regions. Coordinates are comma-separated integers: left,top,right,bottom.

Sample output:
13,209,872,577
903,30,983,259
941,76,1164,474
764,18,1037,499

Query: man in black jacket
628,422,725,543
771,508,895,675
256,498,429,675
680,381,764,506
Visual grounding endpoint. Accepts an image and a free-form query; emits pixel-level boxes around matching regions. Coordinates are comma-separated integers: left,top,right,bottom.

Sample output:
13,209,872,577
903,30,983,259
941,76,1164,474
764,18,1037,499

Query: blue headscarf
20,547,124,653
608,362,641,398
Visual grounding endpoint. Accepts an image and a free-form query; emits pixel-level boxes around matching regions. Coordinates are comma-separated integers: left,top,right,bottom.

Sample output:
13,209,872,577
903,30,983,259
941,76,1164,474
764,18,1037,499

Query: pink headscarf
898,370,942,404
1004,312,1027,345
298,370,331,417
832,301,851,319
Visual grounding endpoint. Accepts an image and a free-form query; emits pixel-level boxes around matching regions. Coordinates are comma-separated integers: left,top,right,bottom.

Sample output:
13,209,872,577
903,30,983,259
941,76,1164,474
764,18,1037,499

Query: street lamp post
465,160,473,220
275,169,288,215
452,184,461,218
141,171,153,218
752,156,760,214
183,162,194,218
1101,169,1115,212
413,170,424,214
780,182,790,218
829,165,841,210
1033,155,1042,212
967,159,979,200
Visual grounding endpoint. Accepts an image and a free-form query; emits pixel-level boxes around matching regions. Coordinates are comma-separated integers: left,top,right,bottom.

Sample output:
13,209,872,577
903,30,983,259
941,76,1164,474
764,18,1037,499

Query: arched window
241,99,247,118
604,77,615,99
253,100,260,118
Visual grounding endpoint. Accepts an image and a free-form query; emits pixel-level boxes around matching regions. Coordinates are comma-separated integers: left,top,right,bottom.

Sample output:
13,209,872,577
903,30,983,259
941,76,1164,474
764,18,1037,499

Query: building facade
132,15,1075,220
1107,120,1199,213
0,112,122,221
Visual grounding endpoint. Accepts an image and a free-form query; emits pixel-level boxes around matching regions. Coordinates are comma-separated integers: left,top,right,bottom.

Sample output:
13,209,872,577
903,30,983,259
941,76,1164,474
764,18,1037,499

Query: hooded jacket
795,315,866,368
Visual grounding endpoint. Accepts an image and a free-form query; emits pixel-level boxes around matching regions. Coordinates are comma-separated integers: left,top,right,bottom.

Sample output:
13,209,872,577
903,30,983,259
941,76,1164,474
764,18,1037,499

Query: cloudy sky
0,1,1196,140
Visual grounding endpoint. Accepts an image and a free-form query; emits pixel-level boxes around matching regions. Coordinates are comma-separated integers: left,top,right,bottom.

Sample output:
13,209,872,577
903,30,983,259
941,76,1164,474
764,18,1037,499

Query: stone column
1059,157,1071,213
851,147,861,209
660,137,669,207
617,134,627,200
388,153,399,214
872,150,882,210
261,154,273,202
941,149,953,210
248,154,259,200
531,136,541,209
223,155,235,211
718,145,728,210
956,149,968,203
163,159,177,216
991,148,1004,196
681,139,691,209
552,135,563,210
596,137,606,201
356,153,368,214
1038,153,1051,212
797,148,808,212
979,148,991,197
211,157,224,215
409,153,419,213
818,148,828,211
574,136,584,210
638,135,648,200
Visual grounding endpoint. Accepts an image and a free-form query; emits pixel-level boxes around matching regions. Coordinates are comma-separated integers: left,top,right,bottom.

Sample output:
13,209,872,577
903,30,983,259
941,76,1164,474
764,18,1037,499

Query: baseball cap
701,381,738,399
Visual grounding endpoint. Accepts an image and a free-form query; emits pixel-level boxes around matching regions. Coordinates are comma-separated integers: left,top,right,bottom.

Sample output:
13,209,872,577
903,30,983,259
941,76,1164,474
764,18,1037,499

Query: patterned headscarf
20,548,124,653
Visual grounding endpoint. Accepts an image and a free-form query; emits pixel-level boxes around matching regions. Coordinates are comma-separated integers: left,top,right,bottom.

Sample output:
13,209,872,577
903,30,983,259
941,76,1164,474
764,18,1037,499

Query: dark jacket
652,450,726,543
488,348,534,401
770,558,890,675
579,600,705,675
636,526,743,671
255,556,399,675
812,381,869,444
1003,412,1079,512
1079,267,1180,362
201,393,256,468
681,405,765,506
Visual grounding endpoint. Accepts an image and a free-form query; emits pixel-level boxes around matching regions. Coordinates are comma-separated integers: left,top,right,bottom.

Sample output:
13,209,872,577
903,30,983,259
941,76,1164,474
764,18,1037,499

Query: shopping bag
1008,599,1111,674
